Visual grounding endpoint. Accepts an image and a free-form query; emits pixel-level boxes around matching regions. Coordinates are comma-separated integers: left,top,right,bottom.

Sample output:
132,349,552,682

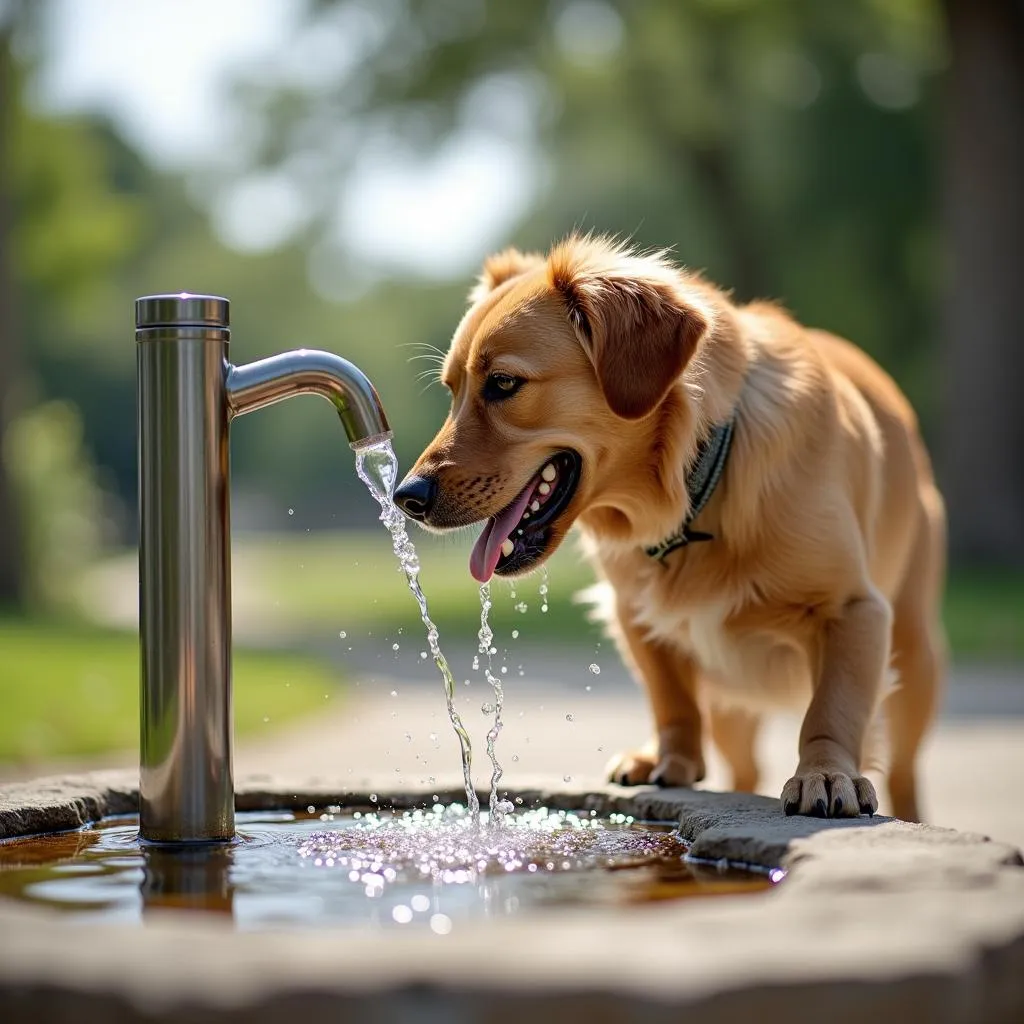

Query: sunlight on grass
235,531,1024,661
71,531,1024,665
0,617,341,765
233,529,603,644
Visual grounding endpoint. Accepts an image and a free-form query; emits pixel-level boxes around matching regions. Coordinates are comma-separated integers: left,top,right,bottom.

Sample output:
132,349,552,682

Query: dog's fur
401,234,946,820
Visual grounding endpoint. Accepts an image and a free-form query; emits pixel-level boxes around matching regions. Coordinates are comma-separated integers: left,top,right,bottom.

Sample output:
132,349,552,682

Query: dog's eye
483,373,524,402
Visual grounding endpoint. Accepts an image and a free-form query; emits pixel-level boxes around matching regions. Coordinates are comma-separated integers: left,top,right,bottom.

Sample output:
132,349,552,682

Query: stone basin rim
1,769,1023,1024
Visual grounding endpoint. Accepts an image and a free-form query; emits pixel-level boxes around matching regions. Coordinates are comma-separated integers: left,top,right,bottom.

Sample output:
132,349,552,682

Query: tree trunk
0,22,26,608
940,0,1024,567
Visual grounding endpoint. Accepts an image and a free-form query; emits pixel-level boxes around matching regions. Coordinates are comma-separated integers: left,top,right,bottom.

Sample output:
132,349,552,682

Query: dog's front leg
782,590,891,818
605,610,705,788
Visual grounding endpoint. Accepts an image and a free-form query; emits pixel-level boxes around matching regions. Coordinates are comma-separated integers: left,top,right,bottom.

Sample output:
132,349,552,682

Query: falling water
477,583,511,822
354,439,479,816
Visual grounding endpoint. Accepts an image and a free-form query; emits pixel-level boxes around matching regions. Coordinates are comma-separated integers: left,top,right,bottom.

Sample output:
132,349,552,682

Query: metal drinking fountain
136,293,390,844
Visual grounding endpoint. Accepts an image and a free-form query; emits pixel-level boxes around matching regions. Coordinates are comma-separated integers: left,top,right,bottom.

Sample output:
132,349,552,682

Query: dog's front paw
606,749,703,788
780,770,877,818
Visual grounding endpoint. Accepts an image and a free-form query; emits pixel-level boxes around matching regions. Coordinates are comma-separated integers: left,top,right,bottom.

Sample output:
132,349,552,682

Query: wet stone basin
2,774,1024,1024
0,806,772,930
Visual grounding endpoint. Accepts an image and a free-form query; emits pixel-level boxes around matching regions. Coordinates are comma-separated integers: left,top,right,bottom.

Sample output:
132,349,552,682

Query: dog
394,234,946,821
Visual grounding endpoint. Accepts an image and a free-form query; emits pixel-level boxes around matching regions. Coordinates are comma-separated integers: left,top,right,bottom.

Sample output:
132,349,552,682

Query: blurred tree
1,1,145,605
0,12,26,607
940,0,1024,566
230,0,959,528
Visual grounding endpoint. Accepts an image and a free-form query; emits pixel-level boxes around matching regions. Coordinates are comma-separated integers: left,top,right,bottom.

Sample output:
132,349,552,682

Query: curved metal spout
226,350,391,448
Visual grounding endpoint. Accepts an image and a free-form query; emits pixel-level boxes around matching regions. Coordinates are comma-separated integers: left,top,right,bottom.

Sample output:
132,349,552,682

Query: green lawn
230,531,1024,661
0,617,341,765
233,530,602,648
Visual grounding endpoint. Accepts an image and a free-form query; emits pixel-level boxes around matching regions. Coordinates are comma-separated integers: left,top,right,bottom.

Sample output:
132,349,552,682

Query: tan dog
394,234,946,821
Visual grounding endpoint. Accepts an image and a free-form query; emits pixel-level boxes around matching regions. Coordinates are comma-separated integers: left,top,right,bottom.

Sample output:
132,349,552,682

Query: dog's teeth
530,500,540,512
501,539,514,558
517,529,523,536
523,511,530,519
538,482,551,496
541,464,557,482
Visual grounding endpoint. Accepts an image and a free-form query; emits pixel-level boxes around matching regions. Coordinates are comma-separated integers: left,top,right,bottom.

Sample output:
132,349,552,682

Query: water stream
355,439,479,817
476,583,510,821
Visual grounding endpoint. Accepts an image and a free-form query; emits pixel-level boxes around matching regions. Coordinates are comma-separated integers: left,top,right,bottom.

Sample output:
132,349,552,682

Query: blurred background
0,0,1021,776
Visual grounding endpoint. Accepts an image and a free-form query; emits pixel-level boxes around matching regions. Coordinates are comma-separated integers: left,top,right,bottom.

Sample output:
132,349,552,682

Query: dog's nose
394,474,437,521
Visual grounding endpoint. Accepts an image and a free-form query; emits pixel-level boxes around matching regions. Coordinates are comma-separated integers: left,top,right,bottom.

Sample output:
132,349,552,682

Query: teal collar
644,416,735,562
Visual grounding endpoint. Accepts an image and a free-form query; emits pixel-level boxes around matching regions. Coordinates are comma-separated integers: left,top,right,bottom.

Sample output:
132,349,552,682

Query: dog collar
644,416,735,562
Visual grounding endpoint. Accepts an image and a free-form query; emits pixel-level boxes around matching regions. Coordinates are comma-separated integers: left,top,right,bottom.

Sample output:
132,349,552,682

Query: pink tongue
470,480,539,583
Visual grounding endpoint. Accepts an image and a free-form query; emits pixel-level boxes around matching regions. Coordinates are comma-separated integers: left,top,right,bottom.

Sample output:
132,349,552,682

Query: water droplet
597,745,604,752
369,794,378,803
585,684,592,692
339,630,347,639
481,702,495,714
563,775,572,783
515,602,528,613
511,629,519,639
390,689,398,697
420,651,428,660
430,913,453,935
512,754,520,762
429,733,437,742
565,713,574,722
287,508,294,516
500,666,508,674
411,894,431,912
262,715,270,723
392,642,400,651
392,905,413,924
588,663,601,675
404,732,412,741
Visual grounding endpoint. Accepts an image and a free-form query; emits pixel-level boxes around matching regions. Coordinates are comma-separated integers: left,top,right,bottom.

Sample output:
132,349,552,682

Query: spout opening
349,430,394,453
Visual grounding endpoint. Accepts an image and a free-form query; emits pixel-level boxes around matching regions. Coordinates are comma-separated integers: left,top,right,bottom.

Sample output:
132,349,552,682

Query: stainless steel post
136,293,391,844
137,295,234,844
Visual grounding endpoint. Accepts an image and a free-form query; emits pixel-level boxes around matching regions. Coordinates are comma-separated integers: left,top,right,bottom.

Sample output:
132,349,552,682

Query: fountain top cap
136,293,230,330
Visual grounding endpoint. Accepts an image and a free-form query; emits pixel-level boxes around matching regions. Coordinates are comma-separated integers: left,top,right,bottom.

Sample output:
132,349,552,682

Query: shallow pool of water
0,806,775,930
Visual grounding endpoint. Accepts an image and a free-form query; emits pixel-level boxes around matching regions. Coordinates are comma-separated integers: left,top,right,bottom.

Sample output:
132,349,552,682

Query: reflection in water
141,841,235,918
0,811,777,930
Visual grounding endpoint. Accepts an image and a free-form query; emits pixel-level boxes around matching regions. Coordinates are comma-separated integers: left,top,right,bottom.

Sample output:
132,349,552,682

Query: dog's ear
469,247,545,304
550,251,709,420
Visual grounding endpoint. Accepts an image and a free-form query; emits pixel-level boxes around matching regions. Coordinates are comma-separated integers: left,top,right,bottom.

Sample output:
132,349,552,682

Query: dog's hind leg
887,489,947,823
708,704,761,793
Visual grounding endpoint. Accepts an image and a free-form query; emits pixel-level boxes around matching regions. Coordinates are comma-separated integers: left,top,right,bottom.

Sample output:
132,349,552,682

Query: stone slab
1,771,1023,1024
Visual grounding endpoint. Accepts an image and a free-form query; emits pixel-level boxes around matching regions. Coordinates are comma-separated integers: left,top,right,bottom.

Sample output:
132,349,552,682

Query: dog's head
395,235,714,581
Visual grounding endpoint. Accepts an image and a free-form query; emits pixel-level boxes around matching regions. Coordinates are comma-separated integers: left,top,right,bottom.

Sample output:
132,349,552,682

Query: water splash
355,440,479,816
299,805,682,891
477,583,509,821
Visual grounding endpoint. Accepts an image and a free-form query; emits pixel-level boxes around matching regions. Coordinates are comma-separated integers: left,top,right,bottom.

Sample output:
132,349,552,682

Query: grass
230,531,1024,661
0,616,342,766
233,530,602,647
241,532,1024,660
